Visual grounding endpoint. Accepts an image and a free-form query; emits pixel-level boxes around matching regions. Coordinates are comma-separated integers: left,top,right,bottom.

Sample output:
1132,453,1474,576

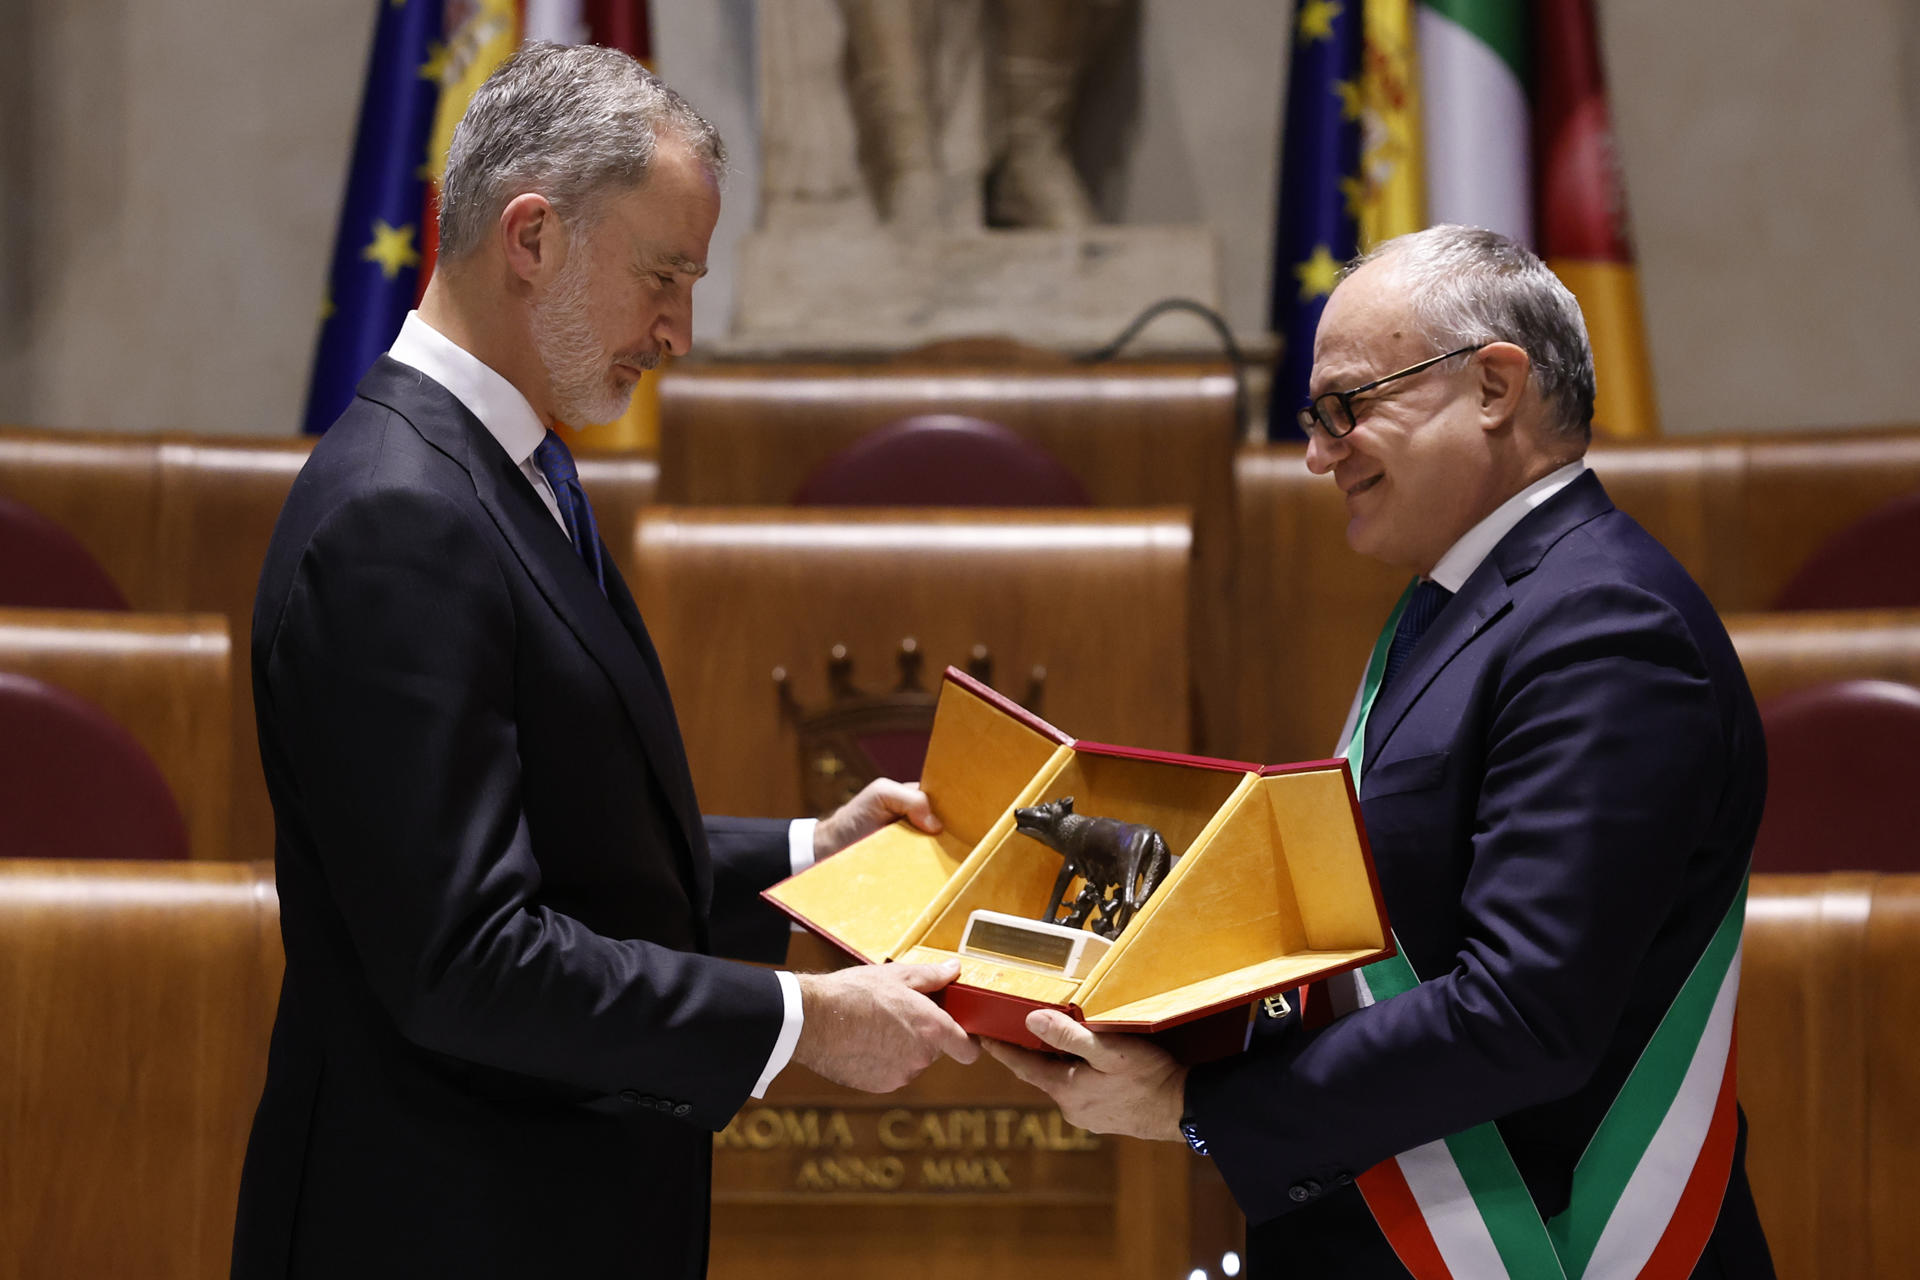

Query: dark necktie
531,429,606,594
1379,578,1453,697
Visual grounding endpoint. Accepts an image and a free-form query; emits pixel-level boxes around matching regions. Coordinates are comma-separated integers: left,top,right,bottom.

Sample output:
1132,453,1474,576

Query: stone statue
836,0,1112,230
985,0,1107,228
737,0,1219,355
759,0,1124,233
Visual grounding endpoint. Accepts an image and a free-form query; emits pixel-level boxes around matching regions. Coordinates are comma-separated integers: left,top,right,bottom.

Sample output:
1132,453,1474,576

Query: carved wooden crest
775,639,1043,817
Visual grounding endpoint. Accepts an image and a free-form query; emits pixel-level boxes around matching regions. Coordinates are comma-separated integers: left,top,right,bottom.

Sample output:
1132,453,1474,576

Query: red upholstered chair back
0,671,189,859
792,414,1091,507
1753,679,1920,872
0,496,129,610
1772,489,1920,610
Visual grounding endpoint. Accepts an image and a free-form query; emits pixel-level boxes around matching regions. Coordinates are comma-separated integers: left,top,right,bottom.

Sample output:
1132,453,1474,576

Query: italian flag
1417,0,1660,438
1418,0,1532,244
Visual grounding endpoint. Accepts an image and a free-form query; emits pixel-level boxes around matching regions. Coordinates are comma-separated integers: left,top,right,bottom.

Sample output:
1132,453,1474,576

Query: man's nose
1304,425,1347,475
652,299,693,359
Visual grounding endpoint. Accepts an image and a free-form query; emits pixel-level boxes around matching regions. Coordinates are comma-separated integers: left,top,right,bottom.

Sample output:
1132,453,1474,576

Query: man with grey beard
233,42,975,1279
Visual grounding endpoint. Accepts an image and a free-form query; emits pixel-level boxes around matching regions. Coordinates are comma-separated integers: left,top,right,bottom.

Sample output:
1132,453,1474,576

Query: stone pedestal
723,224,1222,356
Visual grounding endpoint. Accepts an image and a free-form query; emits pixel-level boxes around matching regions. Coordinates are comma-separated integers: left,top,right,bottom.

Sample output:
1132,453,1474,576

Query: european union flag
1267,0,1364,440
302,0,446,434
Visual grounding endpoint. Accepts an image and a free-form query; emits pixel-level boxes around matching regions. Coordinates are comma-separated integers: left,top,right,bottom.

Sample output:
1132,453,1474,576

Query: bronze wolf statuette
1013,797,1173,941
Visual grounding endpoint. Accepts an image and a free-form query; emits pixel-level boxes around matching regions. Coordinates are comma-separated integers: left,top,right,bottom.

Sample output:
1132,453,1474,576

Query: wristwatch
1179,1110,1209,1155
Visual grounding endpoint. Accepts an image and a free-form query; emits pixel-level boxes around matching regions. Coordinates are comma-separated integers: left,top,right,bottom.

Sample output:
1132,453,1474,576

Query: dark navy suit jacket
232,358,795,1278
1187,471,1775,1278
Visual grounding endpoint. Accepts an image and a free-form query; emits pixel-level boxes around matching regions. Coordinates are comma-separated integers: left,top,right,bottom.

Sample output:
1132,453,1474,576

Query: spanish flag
304,1,664,449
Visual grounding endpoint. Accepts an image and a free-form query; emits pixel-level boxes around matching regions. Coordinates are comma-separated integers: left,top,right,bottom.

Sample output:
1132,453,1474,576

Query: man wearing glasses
988,225,1775,1278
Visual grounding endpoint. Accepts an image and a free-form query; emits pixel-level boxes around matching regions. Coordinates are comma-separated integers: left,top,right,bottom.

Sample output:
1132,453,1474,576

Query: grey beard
530,243,633,427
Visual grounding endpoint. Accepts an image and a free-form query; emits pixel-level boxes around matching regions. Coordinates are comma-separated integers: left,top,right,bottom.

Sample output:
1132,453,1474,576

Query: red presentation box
765,668,1393,1061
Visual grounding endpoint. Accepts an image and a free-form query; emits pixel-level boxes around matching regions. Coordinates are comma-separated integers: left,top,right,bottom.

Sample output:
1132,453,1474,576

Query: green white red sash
1334,579,1745,1279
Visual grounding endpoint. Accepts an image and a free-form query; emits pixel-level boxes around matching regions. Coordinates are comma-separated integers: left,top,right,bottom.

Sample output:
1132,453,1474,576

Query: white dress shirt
1334,459,1589,755
386,311,811,1097
1426,459,1588,593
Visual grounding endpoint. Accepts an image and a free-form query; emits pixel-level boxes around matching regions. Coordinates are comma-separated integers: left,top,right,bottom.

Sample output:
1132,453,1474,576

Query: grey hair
437,42,726,262
1346,225,1597,444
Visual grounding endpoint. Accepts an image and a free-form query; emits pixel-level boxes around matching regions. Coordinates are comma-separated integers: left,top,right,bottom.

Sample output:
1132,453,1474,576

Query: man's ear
499,193,562,288
1474,341,1532,430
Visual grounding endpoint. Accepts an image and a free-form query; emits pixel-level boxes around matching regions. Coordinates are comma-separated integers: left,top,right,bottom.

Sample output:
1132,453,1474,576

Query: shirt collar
387,311,549,467
1427,459,1588,593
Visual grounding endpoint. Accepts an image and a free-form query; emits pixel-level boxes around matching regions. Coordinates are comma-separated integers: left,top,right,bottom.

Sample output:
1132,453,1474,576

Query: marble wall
1,0,1915,435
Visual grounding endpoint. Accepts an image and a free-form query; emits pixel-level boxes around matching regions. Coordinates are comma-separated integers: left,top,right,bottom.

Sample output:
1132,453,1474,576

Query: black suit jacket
232,358,794,1278
1187,473,1774,1278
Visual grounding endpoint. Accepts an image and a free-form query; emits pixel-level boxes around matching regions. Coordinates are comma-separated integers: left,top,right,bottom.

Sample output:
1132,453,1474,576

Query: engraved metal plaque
960,909,1112,979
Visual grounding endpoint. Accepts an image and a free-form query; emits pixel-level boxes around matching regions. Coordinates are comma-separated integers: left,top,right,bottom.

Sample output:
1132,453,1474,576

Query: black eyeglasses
1296,343,1489,439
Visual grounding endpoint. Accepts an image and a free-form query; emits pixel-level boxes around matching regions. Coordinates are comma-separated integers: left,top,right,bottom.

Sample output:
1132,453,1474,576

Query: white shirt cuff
785,820,820,933
754,969,805,1098
788,818,818,875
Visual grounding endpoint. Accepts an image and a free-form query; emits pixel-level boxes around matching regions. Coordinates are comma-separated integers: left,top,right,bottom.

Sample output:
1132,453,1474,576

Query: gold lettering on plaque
920,1157,1015,1190
878,1109,917,1150
718,1108,857,1150
714,1105,1103,1197
872,1108,1102,1152
795,1156,907,1191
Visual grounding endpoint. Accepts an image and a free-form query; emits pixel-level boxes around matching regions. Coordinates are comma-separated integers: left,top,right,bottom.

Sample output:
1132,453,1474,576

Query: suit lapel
1362,570,1509,771
357,359,707,877
602,558,713,907
1362,470,1617,771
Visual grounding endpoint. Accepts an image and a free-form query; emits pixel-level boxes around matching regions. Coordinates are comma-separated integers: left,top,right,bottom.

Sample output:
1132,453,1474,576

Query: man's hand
981,1009,1187,1142
792,960,979,1093
813,778,941,862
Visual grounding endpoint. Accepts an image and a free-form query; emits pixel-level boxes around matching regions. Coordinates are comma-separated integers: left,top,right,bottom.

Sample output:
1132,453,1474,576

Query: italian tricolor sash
1335,581,1745,1279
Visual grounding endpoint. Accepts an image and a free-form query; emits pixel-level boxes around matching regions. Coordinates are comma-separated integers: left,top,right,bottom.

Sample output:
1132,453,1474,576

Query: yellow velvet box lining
763,672,1391,1030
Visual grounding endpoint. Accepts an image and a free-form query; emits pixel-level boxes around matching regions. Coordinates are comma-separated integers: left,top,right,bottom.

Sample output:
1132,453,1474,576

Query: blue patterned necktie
1379,578,1453,697
531,429,606,595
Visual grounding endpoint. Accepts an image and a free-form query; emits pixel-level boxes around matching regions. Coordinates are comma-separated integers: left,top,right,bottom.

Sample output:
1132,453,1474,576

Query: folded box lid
764,668,1070,963
1074,761,1391,1027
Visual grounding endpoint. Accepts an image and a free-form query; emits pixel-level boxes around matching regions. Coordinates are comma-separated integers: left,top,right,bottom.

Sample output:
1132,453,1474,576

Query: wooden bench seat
1233,429,1920,764
2,864,1909,1279
0,858,281,1278
1725,608,1920,705
0,427,655,862
0,607,231,859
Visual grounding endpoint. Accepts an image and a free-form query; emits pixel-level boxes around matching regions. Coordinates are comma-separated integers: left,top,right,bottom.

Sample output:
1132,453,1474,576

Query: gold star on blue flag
302,0,444,434
362,220,421,280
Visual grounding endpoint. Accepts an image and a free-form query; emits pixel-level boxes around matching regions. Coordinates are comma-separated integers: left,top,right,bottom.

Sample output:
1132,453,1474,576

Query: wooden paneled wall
709,1000,1199,1280
657,360,1241,753
0,608,231,860
630,507,1193,820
